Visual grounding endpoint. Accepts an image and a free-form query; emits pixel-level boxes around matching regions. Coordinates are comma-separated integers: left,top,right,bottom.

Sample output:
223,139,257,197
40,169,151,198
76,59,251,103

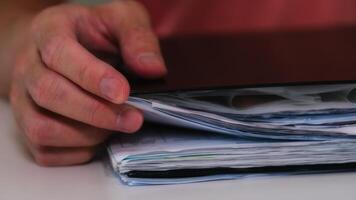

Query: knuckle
30,74,64,108
36,6,62,19
30,7,64,43
86,100,104,125
122,27,158,55
28,83,44,107
25,117,52,146
130,26,156,42
77,60,92,86
76,54,109,91
40,36,68,69
31,4,87,30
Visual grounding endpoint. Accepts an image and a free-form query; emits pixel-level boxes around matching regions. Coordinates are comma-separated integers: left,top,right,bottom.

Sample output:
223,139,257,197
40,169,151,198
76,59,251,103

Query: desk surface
1,98,356,200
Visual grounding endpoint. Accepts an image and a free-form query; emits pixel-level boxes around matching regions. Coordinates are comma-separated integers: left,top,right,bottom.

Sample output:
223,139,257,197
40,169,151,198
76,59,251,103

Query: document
108,83,356,185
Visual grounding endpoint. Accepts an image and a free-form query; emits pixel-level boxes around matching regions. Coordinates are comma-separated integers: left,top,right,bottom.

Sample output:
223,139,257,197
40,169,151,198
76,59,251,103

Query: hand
10,1,166,166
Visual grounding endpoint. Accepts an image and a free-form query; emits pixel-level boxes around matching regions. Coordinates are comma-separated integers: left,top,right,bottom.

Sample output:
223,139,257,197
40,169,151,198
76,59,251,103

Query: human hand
10,0,166,166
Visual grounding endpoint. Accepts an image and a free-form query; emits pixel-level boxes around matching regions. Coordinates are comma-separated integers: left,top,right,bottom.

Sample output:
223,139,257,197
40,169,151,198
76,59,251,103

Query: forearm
0,1,65,98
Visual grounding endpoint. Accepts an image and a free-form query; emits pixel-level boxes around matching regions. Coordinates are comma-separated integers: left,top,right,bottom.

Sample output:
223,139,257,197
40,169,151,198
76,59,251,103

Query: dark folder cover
129,26,356,93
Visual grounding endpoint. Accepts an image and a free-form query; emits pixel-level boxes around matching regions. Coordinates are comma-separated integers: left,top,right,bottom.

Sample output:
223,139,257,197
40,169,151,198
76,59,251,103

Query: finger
24,53,143,133
32,6,130,104
95,0,167,78
11,77,110,147
26,140,97,166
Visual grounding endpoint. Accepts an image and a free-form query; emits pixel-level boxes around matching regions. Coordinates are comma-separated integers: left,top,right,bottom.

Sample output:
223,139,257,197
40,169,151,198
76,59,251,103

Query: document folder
109,26,356,186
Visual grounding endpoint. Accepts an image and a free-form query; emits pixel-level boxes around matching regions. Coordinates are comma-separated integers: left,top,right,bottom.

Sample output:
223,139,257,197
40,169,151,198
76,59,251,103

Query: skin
0,0,167,166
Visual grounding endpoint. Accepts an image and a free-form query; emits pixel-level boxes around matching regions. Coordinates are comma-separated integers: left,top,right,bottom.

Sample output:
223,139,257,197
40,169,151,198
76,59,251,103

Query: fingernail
100,78,121,101
117,108,143,133
138,52,163,68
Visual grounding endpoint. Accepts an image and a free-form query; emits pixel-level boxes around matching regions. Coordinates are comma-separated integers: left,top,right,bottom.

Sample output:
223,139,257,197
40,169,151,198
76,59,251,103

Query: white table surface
1,98,356,200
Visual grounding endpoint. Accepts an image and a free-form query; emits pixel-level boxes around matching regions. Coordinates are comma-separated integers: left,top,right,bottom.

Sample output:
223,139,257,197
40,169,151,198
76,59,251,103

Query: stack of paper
108,84,356,186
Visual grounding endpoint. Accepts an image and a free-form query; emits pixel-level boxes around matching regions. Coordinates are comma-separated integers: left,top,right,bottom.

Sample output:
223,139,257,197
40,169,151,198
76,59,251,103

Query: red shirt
139,0,356,38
